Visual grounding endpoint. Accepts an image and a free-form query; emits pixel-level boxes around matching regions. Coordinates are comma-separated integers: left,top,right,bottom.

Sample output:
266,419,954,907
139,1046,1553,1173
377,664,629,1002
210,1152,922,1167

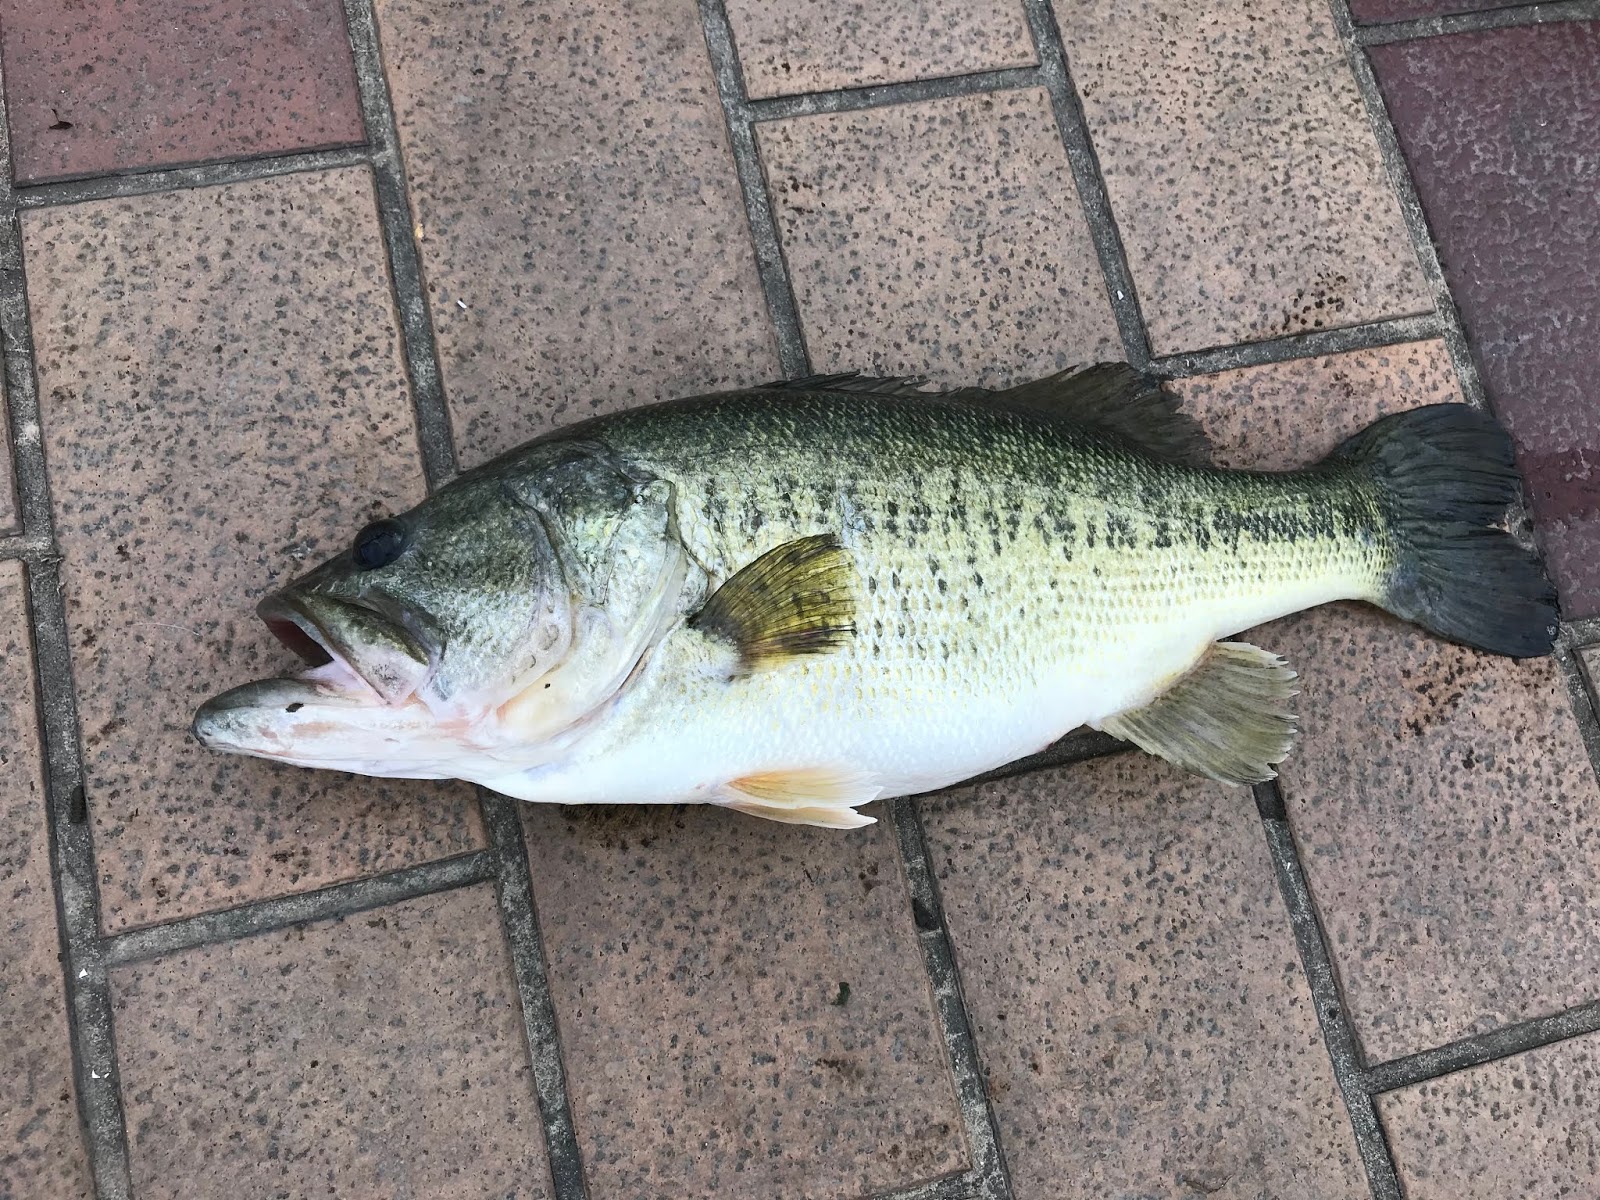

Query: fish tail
1328,404,1559,658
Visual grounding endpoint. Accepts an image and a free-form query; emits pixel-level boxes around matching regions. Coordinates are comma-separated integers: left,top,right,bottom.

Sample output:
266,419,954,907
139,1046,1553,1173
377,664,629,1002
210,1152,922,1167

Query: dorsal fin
689,534,856,674
759,365,1210,465
758,373,932,396
971,364,1211,466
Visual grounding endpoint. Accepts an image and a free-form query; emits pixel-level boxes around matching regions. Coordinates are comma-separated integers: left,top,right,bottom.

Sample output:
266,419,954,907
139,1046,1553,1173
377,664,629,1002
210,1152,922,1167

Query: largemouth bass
193,366,1558,828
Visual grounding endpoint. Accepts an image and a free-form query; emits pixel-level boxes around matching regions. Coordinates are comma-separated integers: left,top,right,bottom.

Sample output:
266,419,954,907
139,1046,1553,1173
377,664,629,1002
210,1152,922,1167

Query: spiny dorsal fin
759,365,1211,465
972,364,1211,466
758,373,932,396
689,534,856,674
1097,641,1299,784
720,765,882,828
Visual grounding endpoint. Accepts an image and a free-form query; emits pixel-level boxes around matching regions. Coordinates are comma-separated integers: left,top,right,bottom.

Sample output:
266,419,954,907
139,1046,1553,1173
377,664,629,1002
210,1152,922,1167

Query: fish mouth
255,590,433,706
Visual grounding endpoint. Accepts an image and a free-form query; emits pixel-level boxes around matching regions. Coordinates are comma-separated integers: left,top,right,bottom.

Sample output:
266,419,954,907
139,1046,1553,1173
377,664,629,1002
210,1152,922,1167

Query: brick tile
522,804,968,1198
1056,0,1428,353
24,170,481,933
374,0,778,468
1372,24,1600,618
0,562,93,1199
1349,0,1504,23
0,0,365,184
758,89,1121,388
110,885,551,1199
1378,1034,1600,1197
922,757,1366,1199
726,0,1035,99
1173,344,1600,1063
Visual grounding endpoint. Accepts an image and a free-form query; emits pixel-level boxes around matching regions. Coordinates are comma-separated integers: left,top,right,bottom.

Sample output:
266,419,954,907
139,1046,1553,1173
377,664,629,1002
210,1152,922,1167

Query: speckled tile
1173,344,1600,1063
0,563,93,1199
1350,0,1505,22
521,804,967,1198
24,170,481,933
725,0,1036,99
1372,24,1600,618
1054,0,1429,353
374,0,778,468
921,756,1367,1199
0,0,365,184
110,885,550,1199
1378,1034,1600,1197
758,89,1121,388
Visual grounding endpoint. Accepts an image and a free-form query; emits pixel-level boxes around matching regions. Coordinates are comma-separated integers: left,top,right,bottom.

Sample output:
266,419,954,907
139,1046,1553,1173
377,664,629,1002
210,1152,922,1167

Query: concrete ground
2,1,1598,1197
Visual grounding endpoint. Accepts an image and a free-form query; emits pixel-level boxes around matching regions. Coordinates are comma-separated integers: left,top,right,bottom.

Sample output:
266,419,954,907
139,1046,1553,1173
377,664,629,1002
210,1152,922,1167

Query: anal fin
719,766,882,829
1098,642,1299,784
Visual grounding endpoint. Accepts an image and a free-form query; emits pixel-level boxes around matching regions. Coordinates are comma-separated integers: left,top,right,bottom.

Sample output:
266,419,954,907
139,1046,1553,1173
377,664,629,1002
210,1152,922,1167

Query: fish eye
352,518,408,570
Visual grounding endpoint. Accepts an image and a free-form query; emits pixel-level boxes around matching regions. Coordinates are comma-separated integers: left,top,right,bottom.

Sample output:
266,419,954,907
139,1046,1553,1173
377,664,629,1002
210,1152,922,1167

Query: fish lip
255,590,431,705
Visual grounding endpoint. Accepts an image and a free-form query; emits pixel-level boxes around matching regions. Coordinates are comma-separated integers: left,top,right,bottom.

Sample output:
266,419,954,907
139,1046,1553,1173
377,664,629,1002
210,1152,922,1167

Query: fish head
193,438,694,775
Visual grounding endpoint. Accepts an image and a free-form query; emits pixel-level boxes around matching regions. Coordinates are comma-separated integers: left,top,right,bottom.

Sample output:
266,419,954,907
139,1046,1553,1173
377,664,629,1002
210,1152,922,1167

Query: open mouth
257,591,432,705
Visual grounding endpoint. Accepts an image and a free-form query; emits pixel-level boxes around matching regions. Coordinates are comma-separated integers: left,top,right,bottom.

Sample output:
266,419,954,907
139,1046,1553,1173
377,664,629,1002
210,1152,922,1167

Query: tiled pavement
1,1,1598,1198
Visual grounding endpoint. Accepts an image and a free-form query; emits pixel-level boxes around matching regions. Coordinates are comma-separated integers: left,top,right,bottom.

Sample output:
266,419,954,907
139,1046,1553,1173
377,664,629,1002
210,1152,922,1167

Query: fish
192,365,1559,829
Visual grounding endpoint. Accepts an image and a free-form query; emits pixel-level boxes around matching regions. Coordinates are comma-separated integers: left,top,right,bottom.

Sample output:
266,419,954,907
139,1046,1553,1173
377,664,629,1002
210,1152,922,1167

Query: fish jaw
191,676,463,778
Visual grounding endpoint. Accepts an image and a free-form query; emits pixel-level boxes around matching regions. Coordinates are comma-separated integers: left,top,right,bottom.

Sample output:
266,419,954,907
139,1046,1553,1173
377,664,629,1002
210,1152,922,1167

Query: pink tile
24,170,481,932
1378,1034,1600,1198
922,757,1367,1198
0,0,365,184
522,804,969,1197
374,0,778,468
758,89,1121,388
110,885,551,1199
1174,343,1600,1063
0,562,93,1198
1054,0,1429,353
726,0,1036,99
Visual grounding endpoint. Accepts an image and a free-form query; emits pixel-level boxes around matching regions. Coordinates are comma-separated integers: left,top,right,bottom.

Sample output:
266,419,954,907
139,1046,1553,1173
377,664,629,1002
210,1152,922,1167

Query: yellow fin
1098,641,1299,784
689,534,855,674
719,766,881,829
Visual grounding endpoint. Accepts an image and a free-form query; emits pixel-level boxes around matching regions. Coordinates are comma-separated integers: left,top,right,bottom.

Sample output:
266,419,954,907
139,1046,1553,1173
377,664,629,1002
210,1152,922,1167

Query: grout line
1553,642,1600,791
0,68,134,1198
342,0,457,490
948,728,1127,791
892,798,1014,1200
747,66,1040,123
478,793,591,1200
14,145,371,210
1562,615,1600,646
342,5,588,1197
1016,0,1152,370
1149,313,1444,379
1364,997,1600,1094
1254,783,1403,1200
1356,0,1600,45
101,851,496,967
696,0,810,377
0,532,52,559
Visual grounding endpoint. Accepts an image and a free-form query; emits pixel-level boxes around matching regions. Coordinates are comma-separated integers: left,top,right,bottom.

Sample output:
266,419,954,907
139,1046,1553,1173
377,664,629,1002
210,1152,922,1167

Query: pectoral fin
1098,641,1299,784
689,534,856,674
719,766,882,828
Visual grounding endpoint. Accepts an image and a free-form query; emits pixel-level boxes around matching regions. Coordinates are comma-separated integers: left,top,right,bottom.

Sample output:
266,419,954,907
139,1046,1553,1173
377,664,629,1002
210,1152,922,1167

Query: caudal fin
1328,404,1559,658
